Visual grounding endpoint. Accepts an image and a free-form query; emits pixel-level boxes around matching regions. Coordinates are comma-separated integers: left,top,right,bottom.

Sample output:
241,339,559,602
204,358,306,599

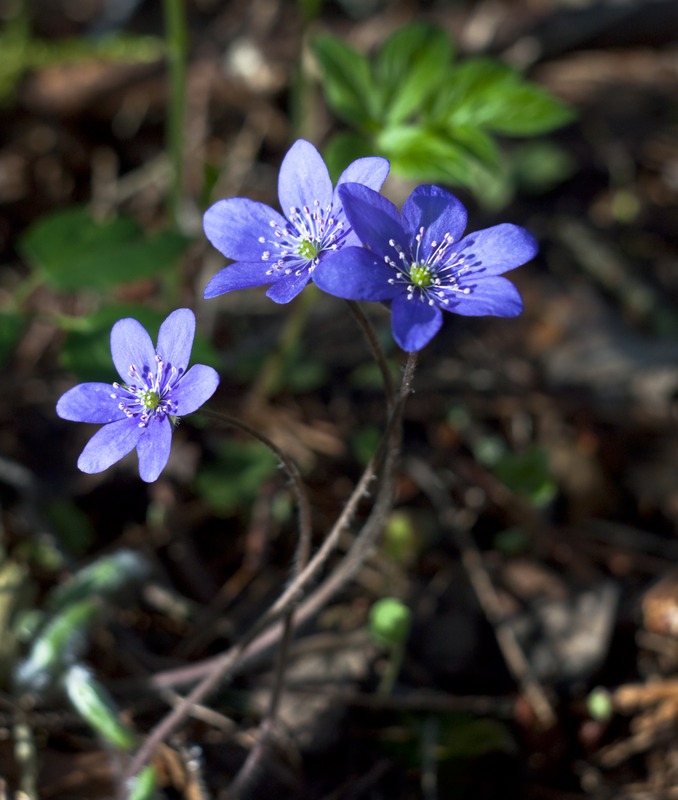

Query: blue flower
202,139,390,304
56,309,219,483
313,184,538,352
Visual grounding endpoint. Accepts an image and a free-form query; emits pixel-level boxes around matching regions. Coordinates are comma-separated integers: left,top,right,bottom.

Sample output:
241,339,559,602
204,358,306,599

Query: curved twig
121,354,418,793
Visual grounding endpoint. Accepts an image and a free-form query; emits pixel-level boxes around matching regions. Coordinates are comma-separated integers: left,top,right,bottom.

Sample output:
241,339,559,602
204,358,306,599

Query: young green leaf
375,22,454,125
439,58,575,135
479,82,577,136
377,125,471,185
127,767,160,800
64,665,137,750
448,123,501,169
311,35,377,130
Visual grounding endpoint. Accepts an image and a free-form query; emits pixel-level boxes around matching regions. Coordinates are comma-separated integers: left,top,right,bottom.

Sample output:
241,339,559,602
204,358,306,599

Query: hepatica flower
56,309,219,483
202,139,389,303
313,184,538,352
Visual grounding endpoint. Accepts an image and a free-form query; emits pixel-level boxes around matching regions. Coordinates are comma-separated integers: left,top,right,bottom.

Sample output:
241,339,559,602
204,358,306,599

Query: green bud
369,597,412,650
587,687,613,722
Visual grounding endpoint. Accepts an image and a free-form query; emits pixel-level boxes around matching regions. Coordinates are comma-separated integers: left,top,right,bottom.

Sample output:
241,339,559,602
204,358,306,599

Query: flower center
297,237,321,260
259,200,347,278
111,354,183,427
140,389,161,410
409,263,433,288
385,227,478,306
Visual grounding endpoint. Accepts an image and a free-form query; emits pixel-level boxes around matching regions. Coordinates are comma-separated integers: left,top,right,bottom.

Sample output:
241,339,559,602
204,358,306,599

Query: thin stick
197,409,312,567
121,354,417,793
148,353,417,692
346,300,396,412
405,457,556,729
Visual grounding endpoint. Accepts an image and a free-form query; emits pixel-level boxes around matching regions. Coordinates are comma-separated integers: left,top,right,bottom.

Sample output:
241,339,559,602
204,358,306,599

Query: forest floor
2,0,678,798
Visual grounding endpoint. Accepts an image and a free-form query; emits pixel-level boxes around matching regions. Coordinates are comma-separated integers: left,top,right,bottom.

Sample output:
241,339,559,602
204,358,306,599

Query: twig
346,300,396,412
121,354,417,794
405,457,556,729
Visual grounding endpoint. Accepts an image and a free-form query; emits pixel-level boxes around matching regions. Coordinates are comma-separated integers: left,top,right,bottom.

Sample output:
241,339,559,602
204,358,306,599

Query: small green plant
312,22,575,195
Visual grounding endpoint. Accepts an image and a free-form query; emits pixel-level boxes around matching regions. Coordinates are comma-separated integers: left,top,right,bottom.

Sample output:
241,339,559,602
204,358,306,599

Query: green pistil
297,238,321,260
409,263,433,288
140,390,161,410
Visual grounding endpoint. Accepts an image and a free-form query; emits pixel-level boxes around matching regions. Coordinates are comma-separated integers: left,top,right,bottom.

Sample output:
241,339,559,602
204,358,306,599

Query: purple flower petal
203,261,275,299
110,318,156,384
57,383,126,424
338,184,404,258
402,185,468,255
265,270,312,303
335,158,391,247
157,308,195,372
456,223,538,275
137,416,173,483
391,294,443,352
203,198,286,261
175,364,220,414
336,156,390,193
77,417,142,474
449,276,524,317
313,248,400,302
278,140,333,219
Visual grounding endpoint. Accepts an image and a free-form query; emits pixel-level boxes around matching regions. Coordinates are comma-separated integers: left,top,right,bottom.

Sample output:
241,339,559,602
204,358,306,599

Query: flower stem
346,300,396,412
196,408,312,568
248,285,318,403
121,354,418,794
162,0,187,227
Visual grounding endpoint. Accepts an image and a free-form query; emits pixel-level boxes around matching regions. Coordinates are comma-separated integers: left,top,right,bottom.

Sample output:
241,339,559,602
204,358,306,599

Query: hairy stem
121,354,417,794
346,300,396,413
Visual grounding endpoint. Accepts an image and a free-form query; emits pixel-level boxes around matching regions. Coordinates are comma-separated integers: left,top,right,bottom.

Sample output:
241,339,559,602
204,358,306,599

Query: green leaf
479,82,576,136
377,126,471,186
448,123,501,169
47,550,151,614
15,599,100,694
44,498,95,555
493,446,557,508
311,35,377,130
128,766,159,800
195,440,278,517
431,57,515,125
0,311,25,368
375,22,454,125
64,665,136,750
440,57,575,136
19,206,191,292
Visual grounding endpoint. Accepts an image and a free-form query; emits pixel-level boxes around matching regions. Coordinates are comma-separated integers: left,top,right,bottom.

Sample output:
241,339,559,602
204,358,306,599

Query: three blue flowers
57,139,537,480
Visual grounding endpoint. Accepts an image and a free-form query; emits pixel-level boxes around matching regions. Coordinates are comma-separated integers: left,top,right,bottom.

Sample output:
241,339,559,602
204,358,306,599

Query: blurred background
1,0,678,797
